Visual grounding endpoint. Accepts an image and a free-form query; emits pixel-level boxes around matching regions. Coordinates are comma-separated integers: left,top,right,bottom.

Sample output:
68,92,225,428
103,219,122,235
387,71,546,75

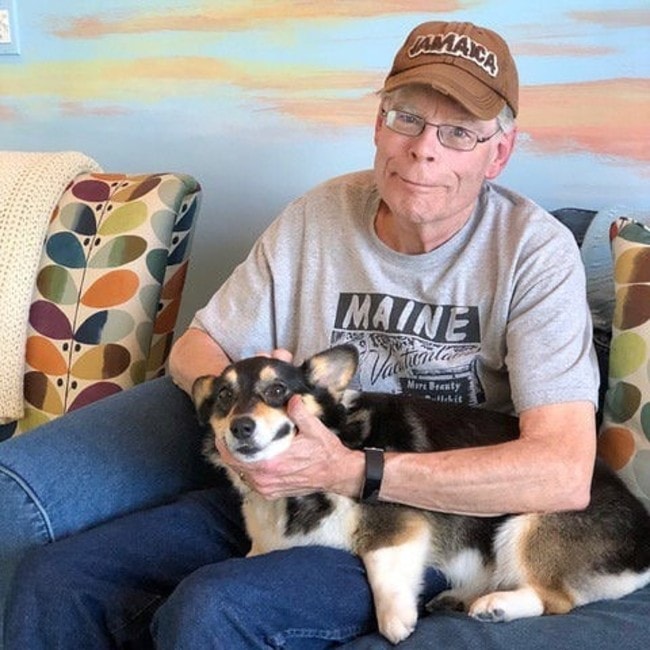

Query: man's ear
373,109,385,146
303,345,359,398
485,127,517,180
192,375,217,425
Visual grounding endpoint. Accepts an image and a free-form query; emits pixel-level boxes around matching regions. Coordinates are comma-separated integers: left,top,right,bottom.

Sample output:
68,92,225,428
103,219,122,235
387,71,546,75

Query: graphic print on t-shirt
331,292,485,405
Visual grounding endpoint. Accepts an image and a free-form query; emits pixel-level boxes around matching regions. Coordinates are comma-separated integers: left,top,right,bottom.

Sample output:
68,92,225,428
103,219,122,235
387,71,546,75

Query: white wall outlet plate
0,0,20,55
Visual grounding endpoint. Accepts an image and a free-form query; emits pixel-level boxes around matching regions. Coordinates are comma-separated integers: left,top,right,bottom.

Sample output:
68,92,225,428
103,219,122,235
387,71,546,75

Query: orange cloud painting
50,1,472,38
569,8,650,28
3,50,647,166
519,79,650,163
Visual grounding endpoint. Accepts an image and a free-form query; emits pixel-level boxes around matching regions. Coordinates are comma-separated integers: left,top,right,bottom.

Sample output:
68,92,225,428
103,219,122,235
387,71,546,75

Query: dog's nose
231,416,256,440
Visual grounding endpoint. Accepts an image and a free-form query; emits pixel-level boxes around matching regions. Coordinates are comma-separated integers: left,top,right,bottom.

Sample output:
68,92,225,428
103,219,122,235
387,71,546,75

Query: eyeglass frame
381,108,502,152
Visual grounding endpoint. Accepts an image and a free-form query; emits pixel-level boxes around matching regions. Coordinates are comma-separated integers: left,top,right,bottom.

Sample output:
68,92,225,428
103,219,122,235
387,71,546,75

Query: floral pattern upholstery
12,172,201,435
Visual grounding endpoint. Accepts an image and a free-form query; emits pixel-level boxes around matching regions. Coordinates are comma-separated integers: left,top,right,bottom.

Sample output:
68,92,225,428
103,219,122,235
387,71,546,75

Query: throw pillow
598,217,650,512
580,206,650,331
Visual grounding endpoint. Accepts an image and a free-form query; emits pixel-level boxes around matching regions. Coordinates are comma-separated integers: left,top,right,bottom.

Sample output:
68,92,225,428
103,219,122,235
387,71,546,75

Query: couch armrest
15,172,201,434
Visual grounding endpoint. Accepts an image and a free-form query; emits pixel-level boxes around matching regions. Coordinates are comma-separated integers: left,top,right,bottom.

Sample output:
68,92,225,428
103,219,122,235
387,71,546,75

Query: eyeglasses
382,109,501,152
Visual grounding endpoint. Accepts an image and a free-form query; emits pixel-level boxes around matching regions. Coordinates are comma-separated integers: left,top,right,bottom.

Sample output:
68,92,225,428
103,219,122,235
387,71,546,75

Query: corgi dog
192,345,650,644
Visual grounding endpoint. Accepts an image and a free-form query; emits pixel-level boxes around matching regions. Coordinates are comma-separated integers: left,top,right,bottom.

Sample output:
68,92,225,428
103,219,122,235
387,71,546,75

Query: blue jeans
3,476,447,648
0,377,213,643
2,378,649,649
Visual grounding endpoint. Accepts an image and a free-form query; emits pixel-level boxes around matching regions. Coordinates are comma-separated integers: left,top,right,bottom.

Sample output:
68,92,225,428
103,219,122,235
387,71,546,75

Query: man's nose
408,125,442,161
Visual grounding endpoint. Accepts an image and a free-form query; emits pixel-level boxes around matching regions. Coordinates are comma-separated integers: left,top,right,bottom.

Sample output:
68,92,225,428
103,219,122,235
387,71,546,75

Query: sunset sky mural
0,0,648,326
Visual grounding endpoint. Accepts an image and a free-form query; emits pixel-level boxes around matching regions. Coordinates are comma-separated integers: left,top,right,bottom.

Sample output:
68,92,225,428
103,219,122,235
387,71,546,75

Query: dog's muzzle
229,416,261,456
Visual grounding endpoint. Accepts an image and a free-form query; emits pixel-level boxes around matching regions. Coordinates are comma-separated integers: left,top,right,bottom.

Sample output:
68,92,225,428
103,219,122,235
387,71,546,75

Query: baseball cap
382,21,519,119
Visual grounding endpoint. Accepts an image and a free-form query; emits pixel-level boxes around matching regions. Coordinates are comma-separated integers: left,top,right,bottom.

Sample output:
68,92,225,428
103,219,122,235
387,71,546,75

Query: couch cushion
598,217,650,512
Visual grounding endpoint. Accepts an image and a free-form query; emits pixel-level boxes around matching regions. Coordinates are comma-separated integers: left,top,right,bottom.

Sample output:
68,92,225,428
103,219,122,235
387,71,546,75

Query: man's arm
378,400,596,515
243,399,596,516
168,327,231,396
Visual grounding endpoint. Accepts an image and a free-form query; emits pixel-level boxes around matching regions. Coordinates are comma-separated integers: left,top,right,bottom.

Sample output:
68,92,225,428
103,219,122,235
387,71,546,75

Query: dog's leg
466,515,573,622
246,542,265,557
468,586,545,622
359,516,430,644
425,547,493,613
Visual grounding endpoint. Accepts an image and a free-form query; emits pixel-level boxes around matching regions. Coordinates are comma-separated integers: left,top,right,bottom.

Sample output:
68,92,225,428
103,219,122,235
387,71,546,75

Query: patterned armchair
1,171,201,439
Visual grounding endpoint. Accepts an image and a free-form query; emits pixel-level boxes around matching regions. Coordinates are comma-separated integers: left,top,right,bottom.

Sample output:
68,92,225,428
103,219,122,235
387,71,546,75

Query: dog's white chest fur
243,492,361,557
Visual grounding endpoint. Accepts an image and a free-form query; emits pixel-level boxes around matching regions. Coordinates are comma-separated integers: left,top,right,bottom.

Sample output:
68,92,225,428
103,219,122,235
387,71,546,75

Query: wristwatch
360,447,384,503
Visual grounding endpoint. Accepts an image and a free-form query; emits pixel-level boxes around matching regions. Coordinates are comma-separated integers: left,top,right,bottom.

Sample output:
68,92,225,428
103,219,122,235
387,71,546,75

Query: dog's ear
192,375,217,425
303,345,358,398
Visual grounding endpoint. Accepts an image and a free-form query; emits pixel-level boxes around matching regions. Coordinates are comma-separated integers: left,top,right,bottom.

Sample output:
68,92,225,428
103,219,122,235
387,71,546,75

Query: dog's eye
215,386,234,409
263,382,288,404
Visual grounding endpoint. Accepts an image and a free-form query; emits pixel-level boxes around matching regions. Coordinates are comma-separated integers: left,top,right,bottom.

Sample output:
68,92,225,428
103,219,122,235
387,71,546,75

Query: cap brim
382,63,506,120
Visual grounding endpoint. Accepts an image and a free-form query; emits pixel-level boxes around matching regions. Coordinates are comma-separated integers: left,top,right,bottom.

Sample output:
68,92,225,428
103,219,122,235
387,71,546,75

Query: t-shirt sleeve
190,235,278,362
505,232,599,412
189,192,315,362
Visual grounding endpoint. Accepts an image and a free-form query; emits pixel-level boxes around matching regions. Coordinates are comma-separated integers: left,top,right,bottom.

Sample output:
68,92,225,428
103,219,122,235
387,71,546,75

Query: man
5,20,617,649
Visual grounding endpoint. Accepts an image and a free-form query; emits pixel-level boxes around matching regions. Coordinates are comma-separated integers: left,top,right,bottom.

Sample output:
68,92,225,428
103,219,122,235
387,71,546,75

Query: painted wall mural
0,0,648,327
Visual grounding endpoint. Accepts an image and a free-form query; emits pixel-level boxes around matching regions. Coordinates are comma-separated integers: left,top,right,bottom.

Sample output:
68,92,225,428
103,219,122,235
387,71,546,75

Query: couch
1,205,648,646
0,166,201,439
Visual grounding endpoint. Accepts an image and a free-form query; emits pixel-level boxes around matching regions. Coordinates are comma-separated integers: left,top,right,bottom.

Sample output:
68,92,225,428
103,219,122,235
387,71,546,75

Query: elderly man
7,20,629,650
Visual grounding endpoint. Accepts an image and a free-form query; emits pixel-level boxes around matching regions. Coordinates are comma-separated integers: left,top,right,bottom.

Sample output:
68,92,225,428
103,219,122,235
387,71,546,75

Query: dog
192,344,650,644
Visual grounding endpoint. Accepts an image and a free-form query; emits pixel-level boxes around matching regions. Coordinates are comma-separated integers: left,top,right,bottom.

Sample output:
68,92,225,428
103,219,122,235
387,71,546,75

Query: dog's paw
469,588,543,623
376,595,418,644
468,597,507,622
377,610,417,645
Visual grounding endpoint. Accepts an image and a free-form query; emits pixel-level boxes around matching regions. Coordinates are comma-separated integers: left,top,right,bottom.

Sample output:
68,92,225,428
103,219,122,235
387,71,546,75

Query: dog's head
193,345,358,463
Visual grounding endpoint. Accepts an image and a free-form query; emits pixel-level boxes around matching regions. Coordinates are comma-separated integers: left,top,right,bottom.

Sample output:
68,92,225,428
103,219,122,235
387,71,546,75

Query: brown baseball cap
382,21,519,119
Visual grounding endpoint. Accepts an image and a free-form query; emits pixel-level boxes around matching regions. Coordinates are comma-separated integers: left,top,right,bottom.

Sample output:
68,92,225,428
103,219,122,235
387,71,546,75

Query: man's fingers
287,394,315,429
271,348,293,362
254,349,294,363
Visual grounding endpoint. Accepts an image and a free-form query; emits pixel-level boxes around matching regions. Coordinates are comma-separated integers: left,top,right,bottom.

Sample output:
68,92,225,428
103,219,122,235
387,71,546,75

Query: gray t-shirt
193,170,598,415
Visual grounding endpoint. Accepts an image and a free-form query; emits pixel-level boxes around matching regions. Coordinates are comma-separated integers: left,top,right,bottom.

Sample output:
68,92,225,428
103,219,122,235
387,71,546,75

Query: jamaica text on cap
383,21,519,119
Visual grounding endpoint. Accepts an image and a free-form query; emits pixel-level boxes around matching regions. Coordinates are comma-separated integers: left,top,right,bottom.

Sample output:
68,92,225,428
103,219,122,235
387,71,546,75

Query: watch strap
361,447,384,503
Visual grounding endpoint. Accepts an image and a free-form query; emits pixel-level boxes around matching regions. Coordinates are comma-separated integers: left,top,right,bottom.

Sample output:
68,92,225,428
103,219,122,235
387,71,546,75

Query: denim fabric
4,483,448,649
0,377,216,640
4,485,248,649
152,548,447,650
5,480,650,650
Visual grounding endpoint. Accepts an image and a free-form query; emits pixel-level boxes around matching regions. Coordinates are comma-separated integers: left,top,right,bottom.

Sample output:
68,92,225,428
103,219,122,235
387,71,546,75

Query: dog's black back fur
336,392,519,451
336,390,650,571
